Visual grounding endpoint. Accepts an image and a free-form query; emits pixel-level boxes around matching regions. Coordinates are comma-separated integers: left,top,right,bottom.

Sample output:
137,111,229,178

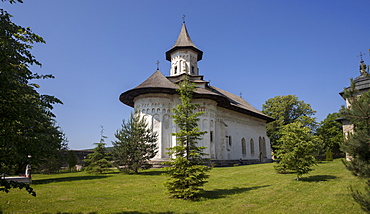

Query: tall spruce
341,78,370,212
112,113,158,174
164,75,210,199
84,127,112,174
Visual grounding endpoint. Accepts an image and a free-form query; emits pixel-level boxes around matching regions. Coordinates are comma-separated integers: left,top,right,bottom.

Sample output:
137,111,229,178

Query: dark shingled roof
340,74,370,98
119,71,274,122
166,23,203,61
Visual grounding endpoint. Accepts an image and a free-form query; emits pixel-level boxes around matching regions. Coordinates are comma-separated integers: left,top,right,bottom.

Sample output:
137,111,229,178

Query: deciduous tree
316,112,344,161
262,95,317,151
164,75,210,199
274,122,320,180
1,0,66,195
112,113,158,174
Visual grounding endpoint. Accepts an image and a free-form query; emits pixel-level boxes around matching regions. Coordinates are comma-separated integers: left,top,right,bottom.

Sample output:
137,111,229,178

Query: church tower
166,23,203,76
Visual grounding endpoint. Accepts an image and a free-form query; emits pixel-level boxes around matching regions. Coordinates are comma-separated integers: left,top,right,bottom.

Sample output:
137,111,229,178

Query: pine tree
84,127,112,174
67,151,78,172
341,78,370,212
163,75,210,199
274,122,320,180
112,113,158,174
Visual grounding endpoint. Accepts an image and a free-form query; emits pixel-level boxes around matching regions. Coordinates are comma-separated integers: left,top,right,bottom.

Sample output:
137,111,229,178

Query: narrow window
174,66,177,74
242,138,246,155
210,131,213,142
250,139,254,155
229,136,232,146
191,66,195,74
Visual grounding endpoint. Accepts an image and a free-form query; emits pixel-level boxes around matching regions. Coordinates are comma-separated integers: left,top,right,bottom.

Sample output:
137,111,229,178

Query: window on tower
174,66,177,74
191,66,195,74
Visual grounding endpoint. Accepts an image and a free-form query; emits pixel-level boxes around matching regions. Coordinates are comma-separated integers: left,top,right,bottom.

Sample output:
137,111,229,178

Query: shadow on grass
138,170,167,176
34,175,110,184
54,212,183,214
200,185,271,199
299,175,338,182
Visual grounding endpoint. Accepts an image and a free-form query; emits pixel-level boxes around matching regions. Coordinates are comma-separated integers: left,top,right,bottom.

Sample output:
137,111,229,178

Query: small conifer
164,75,210,199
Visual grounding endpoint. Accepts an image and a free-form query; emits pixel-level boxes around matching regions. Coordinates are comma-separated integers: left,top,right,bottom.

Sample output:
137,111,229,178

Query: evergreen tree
164,75,210,199
341,78,370,212
84,127,112,174
112,113,158,174
274,122,320,180
67,151,78,172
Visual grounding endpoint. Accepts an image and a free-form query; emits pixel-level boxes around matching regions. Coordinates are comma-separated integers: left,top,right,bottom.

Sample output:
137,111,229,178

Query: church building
339,58,370,160
120,23,273,166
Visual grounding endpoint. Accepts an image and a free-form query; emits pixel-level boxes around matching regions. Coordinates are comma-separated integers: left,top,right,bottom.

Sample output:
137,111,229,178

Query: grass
0,159,366,214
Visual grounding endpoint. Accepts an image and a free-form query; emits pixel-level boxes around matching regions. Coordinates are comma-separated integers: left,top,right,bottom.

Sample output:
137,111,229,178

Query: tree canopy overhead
1,0,66,186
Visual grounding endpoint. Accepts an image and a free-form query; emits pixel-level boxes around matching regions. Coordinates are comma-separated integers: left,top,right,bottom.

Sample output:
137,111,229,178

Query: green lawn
0,159,366,214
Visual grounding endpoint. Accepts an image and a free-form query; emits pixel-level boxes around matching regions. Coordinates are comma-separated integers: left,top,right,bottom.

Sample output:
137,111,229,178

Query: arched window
241,138,246,155
250,139,255,155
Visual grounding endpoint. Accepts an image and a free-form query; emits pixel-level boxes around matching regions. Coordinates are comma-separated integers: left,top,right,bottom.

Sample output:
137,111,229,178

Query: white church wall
134,93,179,160
214,107,271,161
133,93,271,162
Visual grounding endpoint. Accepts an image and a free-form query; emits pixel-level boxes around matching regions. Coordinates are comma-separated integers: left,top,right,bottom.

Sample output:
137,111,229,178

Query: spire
165,23,203,61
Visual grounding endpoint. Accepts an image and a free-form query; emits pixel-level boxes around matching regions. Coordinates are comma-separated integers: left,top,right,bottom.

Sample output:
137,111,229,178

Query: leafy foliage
340,78,370,212
112,113,158,174
84,128,112,174
262,95,317,151
0,179,35,196
0,2,66,195
316,112,344,160
274,122,320,180
164,75,210,199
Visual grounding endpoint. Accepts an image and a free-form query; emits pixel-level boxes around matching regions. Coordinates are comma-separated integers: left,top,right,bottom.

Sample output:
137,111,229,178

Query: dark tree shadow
115,212,184,214
199,185,270,199
53,212,185,214
299,175,338,182
134,170,167,176
34,175,110,184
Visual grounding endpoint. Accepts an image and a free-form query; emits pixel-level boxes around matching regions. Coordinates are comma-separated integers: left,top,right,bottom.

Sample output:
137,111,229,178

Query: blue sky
3,0,370,149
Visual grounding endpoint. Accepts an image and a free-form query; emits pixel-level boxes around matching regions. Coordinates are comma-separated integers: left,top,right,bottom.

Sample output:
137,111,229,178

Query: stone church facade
120,23,273,166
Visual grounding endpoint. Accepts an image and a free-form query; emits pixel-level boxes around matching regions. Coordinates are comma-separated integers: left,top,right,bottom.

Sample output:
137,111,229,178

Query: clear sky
3,0,370,150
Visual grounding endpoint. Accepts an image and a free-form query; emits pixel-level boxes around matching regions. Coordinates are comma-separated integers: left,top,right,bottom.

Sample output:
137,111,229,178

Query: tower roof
339,59,370,98
166,23,203,61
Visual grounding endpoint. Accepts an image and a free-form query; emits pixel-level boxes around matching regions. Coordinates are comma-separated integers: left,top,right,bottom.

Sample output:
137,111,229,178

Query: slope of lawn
0,159,366,214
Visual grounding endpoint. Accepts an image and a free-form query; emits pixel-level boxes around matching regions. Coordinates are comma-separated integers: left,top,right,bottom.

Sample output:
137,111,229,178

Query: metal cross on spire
357,52,366,60
182,14,186,23
156,60,160,70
